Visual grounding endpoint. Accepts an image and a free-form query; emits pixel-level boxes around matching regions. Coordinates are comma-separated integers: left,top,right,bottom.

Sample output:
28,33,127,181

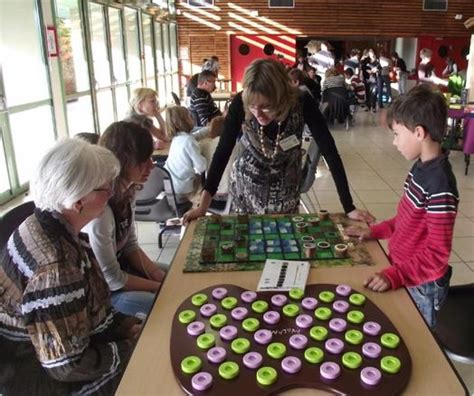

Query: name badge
279,135,300,151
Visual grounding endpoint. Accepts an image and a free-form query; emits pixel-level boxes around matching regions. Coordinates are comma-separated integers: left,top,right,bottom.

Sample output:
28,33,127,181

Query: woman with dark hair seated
84,121,166,318
0,139,140,395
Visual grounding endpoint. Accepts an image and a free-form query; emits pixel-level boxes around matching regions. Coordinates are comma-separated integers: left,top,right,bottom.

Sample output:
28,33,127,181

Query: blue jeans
111,290,156,317
407,266,452,328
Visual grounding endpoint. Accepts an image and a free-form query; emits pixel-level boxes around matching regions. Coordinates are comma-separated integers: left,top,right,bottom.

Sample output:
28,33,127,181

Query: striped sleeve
190,91,221,126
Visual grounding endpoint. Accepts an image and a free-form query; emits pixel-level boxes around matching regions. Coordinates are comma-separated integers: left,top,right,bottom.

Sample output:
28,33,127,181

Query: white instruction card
257,259,310,292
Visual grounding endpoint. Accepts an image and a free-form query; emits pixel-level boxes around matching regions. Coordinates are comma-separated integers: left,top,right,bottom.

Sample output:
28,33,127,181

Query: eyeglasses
248,104,274,114
93,181,115,194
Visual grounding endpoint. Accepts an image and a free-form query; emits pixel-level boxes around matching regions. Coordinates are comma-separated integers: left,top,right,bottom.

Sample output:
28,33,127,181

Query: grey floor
136,109,474,393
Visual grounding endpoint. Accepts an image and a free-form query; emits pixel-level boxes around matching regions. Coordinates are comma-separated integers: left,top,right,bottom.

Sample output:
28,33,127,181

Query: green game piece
191,293,208,306
235,251,248,261
197,333,215,350
318,291,335,303
347,310,365,324
345,329,363,345
210,314,227,329
267,342,287,359
289,288,305,300
179,309,196,324
342,351,362,369
314,307,332,321
309,326,328,341
252,300,269,313
381,333,400,349
219,361,240,379
221,296,238,310
231,338,251,354
304,347,324,364
282,304,300,317
242,318,260,332
256,366,278,386
349,293,366,306
181,356,202,374
380,355,401,374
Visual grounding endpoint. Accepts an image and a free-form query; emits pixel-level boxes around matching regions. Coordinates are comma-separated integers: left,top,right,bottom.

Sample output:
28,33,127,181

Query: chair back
0,201,36,248
171,92,181,106
300,138,321,193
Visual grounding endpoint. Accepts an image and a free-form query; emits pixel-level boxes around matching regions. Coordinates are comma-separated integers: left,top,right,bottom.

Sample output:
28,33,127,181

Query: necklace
257,121,282,160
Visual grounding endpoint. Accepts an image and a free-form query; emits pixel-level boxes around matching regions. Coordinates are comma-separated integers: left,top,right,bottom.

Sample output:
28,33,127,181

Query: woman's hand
182,206,206,225
344,226,372,241
347,208,376,224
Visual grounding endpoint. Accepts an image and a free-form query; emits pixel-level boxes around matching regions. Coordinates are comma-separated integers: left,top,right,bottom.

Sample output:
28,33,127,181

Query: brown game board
171,284,412,395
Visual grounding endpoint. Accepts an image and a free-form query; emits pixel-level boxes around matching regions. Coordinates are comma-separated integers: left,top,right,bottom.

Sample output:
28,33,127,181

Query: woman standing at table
0,139,140,395
184,58,374,222
84,121,165,317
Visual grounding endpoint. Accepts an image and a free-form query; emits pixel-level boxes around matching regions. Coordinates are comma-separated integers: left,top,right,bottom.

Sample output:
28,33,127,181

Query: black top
394,57,407,73
204,92,356,213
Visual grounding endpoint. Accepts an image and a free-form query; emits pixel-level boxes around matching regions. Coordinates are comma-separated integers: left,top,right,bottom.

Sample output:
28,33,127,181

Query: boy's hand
364,272,391,292
345,226,372,241
347,208,376,224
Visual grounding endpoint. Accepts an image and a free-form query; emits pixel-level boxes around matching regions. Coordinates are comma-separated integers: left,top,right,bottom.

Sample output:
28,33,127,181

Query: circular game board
171,284,412,395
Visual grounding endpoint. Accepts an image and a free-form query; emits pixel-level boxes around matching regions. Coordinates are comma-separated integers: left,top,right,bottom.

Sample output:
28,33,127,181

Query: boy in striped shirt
346,84,459,328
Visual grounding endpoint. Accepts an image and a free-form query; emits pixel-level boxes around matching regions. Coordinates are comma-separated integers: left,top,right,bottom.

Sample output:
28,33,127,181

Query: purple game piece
325,338,344,354
271,294,288,307
336,284,352,296
263,310,281,325
301,297,318,310
219,325,238,341
320,362,341,380
212,287,228,300
329,318,347,333
362,342,382,358
241,291,257,303
363,321,382,336
295,314,313,328
207,346,227,363
281,356,302,374
191,371,213,391
231,307,248,321
333,300,350,313
243,351,263,369
289,334,308,350
200,303,217,317
187,321,205,336
254,329,272,345
361,367,382,386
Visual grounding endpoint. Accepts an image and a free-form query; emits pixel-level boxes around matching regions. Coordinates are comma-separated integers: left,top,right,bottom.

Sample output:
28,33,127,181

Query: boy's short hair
386,84,447,142
198,70,216,85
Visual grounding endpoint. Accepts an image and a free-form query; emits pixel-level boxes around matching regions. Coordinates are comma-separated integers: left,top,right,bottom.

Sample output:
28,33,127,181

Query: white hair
31,138,120,212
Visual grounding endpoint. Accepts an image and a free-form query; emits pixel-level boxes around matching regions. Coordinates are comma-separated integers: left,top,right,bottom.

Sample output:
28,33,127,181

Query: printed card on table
257,259,309,292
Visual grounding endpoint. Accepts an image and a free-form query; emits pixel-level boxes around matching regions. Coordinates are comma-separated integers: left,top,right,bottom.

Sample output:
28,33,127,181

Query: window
269,0,294,7
188,0,213,7
423,0,448,11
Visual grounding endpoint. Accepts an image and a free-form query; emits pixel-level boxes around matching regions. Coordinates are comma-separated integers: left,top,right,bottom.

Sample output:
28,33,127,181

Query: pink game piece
241,291,257,303
271,294,288,307
361,367,382,386
191,372,213,391
336,284,352,296
325,338,344,354
254,329,272,345
329,318,347,332
320,362,341,380
207,346,227,363
219,325,238,341
289,334,308,350
200,303,217,317
362,342,382,358
281,356,302,374
302,297,318,310
295,314,313,328
243,351,263,369
333,300,350,313
212,287,228,300
263,310,281,325
231,307,248,321
363,321,381,336
187,321,205,336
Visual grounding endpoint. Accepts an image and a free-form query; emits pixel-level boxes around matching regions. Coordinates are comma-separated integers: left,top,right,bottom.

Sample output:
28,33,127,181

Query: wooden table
117,221,467,395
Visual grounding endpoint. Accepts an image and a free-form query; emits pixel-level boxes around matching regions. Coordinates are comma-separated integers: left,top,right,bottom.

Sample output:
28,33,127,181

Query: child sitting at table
164,105,207,204
346,84,459,328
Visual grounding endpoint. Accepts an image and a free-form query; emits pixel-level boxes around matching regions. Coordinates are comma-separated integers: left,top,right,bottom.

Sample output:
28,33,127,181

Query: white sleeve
186,136,207,174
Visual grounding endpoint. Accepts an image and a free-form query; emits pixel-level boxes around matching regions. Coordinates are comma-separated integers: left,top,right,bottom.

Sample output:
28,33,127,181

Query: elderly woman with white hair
0,139,140,395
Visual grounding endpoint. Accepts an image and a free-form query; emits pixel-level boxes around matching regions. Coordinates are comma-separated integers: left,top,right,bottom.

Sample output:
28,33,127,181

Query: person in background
344,49,360,76
183,58,374,222
391,51,408,96
442,56,458,77
418,48,447,87
292,53,310,71
345,84,458,328
186,57,220,100
0,139,140,395
189,70,222,127
344,67,366,105
75,131,99,144
164,105,207,203
125,87,169,143
377,51,393,108
322,67,346,92
84,121,166,317
289,68,314,98
363,49,380,113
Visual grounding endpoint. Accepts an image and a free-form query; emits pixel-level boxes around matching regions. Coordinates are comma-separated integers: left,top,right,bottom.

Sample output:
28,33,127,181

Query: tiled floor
136,109,474,392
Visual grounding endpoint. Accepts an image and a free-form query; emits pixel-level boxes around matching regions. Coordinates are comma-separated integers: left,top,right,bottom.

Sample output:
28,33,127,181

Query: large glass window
124,8,141,83
170,23,179,94
142,14,156,89
109,8,127,84
162,24,172,100
154,21,166,104
89,2,111,88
